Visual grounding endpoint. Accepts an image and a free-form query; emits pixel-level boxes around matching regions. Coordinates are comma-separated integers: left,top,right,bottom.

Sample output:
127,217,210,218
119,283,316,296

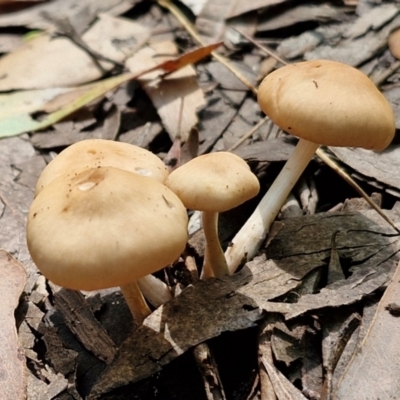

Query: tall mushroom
225,60,396,274
26,167,188,324
34,138,172,306
165,152,259,278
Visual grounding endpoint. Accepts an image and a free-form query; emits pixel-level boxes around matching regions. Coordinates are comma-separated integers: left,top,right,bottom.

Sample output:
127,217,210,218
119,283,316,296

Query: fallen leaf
53,288,117,364
0,137,39,291
333,259,400,399
0,250,27,400
229,0,291,19
0,0,134,34
344,3,399,39
126,41,215,141
304,14,400,66
329,145,400,198
159,41,222,73
178,0,207,16
261,352,308,400
0,15,150,90
257,4,345,32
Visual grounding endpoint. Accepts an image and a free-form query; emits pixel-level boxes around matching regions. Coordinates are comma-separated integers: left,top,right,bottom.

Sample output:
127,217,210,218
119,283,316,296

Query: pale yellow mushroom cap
165,152,260,212
27,167,188,291
258,60,396,151
35,139,169,196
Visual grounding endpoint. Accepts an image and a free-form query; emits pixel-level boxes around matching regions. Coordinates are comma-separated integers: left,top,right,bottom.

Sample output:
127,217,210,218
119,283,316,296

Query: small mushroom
27,167,188,324
165,152,259,278
225,60,396,273
35,139,169,196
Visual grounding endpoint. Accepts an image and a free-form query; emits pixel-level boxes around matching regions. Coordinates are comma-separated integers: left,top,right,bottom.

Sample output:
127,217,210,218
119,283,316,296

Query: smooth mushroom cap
258,60,395,151
27,167,188,291
35,139,169,196
165,152,260,212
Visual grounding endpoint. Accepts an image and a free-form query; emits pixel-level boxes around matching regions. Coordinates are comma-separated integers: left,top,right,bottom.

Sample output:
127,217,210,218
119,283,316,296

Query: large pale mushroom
34,138,171,305
35,139,169,196
27,167,188,324
225,60,396,274
165,152,259,278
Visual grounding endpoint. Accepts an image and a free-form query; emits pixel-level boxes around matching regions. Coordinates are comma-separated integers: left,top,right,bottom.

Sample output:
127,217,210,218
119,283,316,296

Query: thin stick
227,116,269,152
230,27,288,65
157,0,257,95
316,148,400,233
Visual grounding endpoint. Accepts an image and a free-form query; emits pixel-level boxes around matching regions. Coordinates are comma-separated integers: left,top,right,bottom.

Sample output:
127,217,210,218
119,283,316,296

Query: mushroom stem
225,139,319,274
138,275,172,307
202,211,230,278
120,281,152,325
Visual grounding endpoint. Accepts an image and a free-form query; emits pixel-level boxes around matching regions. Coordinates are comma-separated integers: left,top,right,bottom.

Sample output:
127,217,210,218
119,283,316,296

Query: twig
41,11,124,73
157,0,257,95
227,116,269,152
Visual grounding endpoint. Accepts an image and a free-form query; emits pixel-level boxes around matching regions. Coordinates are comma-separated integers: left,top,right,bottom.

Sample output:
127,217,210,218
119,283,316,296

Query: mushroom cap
258,60,395,151
165,152,260,212
35,139,169,196
27,167,188,291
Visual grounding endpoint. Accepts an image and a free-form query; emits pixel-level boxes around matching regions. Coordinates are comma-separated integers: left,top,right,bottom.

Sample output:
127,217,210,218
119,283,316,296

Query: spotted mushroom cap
35,139,169,196
27,167,188,291
257,60,395,151
165,152,260,212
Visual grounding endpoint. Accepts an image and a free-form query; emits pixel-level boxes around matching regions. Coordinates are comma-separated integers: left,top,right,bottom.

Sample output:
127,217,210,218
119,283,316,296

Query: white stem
202,211,230,278
120,281,152,325
225,139,319,274
138,274,172,307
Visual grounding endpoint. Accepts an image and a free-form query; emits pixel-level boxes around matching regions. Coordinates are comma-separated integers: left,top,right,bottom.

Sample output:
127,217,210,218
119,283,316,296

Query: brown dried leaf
245,211,400,319
126,41,212,141
0,0,134,33
261,352,308,400
229,0,291,19
257,4,344,32
89,274,263,397
53,288,117,364
333,260,400,399
329,146,400,196
0,250,27,400
344,3,399,39
0,16,150,90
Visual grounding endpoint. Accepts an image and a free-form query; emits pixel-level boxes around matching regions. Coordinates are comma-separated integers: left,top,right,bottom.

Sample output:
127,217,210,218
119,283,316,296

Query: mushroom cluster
27,139,188,324
225,60,396,273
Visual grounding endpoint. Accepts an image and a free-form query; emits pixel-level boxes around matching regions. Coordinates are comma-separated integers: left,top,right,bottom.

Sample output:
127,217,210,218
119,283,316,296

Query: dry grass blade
334,259,400,399
157,0,257,95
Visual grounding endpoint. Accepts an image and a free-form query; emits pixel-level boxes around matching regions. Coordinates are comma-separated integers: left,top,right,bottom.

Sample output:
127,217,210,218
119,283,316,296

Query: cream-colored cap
165,152,260,212
27,167,188,291
35,139,169,196
258,60,395,151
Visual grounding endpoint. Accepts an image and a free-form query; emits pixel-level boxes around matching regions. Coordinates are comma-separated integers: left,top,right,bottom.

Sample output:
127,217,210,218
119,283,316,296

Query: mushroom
35,139,169,196
225,59,396,273
34,138,172,305
165,152,260,278
26,167,188,324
